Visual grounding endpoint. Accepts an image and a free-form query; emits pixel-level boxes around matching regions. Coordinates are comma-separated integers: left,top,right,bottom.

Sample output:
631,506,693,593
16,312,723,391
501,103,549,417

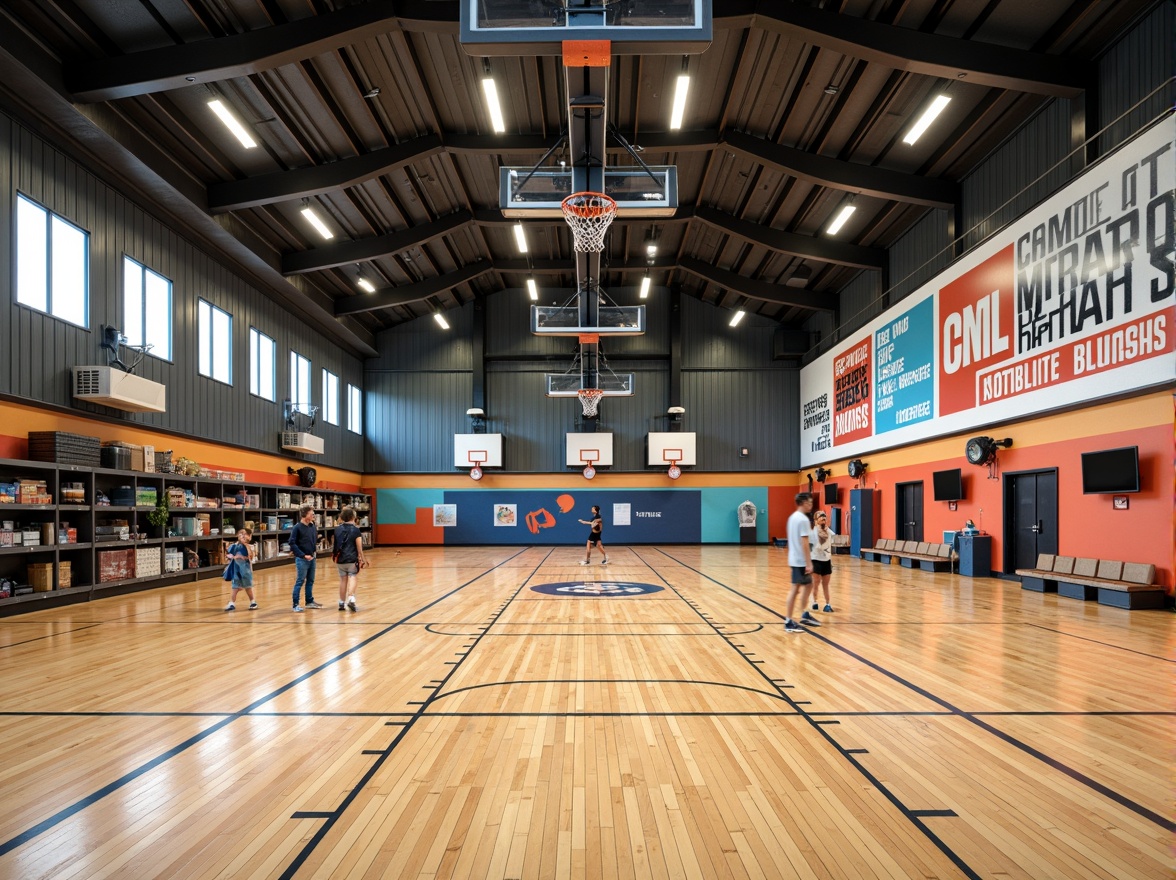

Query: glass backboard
502,166,677,218
532,305,646,335
461,0,711,56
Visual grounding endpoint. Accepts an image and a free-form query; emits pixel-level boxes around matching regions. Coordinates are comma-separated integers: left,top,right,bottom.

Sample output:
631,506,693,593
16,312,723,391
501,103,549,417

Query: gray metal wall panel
836,271,884,344
960,100,1072,251
680,295,783,370
0,112,365,469
363,370,469,472
366,292,799,472
888,209,951,303
683,368,799,472
1097,3,1175,154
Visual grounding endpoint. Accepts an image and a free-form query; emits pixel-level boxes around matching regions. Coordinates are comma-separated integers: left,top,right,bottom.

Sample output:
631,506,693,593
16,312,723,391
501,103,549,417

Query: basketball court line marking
648,546,1176,834
632,549,983,880
275,548,554,880
0,547,536,861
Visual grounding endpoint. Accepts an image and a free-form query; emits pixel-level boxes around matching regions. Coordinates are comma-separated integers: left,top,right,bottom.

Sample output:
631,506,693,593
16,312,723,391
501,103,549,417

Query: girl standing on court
333,506,367,612
810,510,835,613
224,526,257,611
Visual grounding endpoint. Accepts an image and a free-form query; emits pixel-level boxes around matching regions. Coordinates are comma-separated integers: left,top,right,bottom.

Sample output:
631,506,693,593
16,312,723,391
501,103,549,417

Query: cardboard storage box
99,548,136,582
28,561,70,591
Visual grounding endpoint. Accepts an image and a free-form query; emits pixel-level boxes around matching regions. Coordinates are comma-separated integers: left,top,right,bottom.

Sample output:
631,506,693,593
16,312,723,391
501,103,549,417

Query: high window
249,328,276,401
347,384,362,434
123,256,172,360
322,370,339,425
197,299,232,384
16,193,89,327
290,351,312,415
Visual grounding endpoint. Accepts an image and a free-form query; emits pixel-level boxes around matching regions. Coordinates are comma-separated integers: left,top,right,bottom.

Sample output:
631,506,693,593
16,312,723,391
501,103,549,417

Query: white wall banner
800,116,1175,467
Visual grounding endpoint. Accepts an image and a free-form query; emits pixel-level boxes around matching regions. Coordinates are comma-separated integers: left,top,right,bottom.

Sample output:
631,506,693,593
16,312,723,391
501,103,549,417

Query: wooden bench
889,541,956,572
861,538,896,563
831,534,851,554
1017,555,1163,609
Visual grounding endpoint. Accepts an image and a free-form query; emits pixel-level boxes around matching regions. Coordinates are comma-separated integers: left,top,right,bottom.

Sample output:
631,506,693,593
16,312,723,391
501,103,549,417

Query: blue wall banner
874,297,935,434
530,581,665,596
442,489,702,544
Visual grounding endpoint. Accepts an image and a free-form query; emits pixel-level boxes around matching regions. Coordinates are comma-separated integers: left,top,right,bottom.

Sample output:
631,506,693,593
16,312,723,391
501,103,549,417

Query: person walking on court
578,505,609,565
809,510,836,613
223,526,257,611
783,493,817,632
290,504,321,611
333,506,367,612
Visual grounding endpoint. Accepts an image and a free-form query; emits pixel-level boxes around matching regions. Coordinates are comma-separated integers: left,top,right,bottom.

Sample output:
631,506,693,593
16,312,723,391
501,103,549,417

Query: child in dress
224,526,258,611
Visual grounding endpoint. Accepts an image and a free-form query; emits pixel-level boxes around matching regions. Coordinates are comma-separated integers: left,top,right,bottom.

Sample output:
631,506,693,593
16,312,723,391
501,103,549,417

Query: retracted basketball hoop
664,448,682,480
580,448,599,480
562,192,617,253
468,449,487,481
577,388,604,418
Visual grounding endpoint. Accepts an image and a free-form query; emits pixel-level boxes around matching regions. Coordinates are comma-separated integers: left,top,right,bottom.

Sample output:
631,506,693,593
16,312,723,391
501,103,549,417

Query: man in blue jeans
290,504,320,611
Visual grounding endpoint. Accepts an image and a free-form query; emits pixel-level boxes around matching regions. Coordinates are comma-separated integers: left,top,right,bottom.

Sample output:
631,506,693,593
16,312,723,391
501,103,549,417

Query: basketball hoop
664,448,682,480
577,388,604,418
468,450,487,482
562,192,617,253
580,448,599,481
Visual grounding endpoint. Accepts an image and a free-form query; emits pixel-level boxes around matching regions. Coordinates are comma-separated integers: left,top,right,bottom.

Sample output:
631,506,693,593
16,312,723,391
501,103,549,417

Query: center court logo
531,581,664,597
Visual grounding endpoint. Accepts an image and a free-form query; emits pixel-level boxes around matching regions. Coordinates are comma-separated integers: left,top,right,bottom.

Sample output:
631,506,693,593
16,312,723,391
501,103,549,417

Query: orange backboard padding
563,40,611,67
578,333,599,344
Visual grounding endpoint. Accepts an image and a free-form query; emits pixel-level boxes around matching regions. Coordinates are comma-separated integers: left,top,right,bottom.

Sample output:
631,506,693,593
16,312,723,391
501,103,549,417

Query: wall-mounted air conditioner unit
72,366,167,413
281,431,325,455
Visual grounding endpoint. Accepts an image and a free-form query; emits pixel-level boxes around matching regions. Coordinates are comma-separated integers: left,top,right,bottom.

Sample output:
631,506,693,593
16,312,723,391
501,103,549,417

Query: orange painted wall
810,390,1175,590
0,400,363,491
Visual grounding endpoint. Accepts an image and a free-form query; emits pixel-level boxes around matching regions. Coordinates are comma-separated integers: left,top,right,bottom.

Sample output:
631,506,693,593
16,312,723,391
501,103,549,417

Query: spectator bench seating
1015,554,1163,609
861,539,956,572
831,534,851,554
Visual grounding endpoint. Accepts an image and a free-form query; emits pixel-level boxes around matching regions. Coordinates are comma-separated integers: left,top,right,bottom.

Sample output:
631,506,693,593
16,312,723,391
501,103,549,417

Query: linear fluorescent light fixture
300,203,334,240
482,77,506,134
825,203,856,236
729,309,745,327
207,99,257,149
903,94,951,145
434,312,450,330
526,277,538,300
639,275,651,299
356,275,376,293
513,222,528,254
670,74,690,130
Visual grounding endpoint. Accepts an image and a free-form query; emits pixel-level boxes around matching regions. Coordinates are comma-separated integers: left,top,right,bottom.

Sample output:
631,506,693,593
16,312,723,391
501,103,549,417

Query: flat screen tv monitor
932,468,963,502
1081,446,1140,493
823,483,838,505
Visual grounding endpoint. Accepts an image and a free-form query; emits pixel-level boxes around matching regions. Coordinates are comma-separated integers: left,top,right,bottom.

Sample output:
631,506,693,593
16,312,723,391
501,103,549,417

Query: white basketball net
578,388,603,417
562,192,617,253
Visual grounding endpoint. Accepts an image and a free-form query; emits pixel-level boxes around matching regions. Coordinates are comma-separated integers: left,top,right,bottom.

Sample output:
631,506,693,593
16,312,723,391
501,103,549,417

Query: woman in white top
809,510,835,612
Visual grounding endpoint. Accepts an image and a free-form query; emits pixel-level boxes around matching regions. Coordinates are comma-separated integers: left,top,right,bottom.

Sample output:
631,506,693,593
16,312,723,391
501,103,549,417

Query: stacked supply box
98,548,135,582
28,431,101,467
27,561,70,591
135,547,161,578
164,549,184,573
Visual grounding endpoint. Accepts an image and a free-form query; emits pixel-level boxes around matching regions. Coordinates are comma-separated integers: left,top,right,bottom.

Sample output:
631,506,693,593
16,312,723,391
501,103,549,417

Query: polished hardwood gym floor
0,546,1170,879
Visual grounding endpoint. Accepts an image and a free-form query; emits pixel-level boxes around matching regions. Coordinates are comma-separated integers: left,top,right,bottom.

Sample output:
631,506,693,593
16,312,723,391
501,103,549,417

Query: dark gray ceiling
0,0,1152,358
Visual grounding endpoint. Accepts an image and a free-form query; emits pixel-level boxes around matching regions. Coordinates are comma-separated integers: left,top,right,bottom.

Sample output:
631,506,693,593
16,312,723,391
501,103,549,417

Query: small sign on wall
1113,495,1129,510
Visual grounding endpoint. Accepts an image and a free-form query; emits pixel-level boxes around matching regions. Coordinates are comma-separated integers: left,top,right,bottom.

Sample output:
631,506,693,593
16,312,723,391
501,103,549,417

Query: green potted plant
146,496,170,536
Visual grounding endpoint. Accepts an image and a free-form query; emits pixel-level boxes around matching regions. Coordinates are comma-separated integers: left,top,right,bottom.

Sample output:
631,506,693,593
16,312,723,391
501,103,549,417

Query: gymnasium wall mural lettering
800,116,1175,467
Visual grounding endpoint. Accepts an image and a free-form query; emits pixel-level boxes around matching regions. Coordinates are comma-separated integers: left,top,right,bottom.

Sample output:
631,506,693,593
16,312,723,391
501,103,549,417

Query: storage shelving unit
0,456,371,615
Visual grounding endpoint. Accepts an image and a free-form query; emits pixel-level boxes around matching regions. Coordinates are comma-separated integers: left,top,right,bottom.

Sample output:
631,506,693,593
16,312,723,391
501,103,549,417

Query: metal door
1004,470,1059,572
895,481,924,542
